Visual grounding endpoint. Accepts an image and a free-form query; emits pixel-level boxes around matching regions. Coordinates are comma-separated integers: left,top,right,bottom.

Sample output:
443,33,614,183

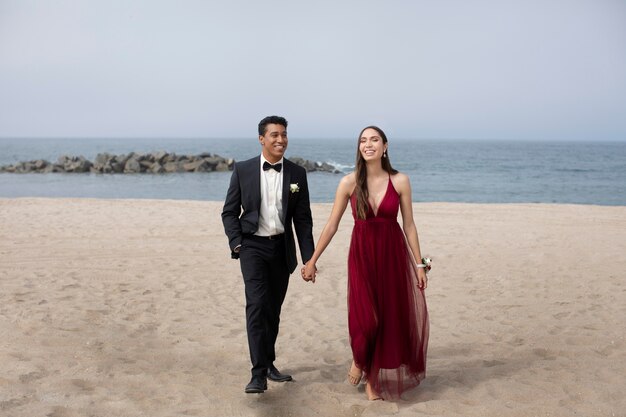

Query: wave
323,160,354,173
554,168,599,173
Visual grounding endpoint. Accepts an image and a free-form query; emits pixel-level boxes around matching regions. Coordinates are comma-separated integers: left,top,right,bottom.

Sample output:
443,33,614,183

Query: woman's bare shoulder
341,172,356,184
338,172,357,195
390,172,411,192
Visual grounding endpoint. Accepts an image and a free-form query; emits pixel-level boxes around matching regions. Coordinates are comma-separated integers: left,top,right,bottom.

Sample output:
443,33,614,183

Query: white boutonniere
290,183,300,193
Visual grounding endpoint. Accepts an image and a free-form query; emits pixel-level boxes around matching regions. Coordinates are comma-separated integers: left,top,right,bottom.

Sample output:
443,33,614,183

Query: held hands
301,261,317,283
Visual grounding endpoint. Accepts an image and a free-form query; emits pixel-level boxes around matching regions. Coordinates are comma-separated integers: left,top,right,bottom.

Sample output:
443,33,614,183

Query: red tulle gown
348,178,429,399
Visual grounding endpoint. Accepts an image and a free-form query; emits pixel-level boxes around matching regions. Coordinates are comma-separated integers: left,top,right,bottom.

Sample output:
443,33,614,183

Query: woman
302,126,429,401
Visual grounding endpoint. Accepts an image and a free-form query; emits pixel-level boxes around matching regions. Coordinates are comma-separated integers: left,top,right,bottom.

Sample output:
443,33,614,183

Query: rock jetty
0,152,341,174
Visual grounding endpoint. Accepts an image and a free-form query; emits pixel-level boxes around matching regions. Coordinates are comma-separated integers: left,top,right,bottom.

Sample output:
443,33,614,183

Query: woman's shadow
401,342,553,403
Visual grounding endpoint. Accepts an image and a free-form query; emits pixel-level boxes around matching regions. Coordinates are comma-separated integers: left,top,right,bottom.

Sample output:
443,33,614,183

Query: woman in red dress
302,126,429,400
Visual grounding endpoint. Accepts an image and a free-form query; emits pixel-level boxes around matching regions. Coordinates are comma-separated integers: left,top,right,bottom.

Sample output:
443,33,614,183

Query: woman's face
359,128,387,162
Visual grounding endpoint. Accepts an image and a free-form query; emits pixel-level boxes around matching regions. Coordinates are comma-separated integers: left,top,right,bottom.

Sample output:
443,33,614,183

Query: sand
0,198,624,417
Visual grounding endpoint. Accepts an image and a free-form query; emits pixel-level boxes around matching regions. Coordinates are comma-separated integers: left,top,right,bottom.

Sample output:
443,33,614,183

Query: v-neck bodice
350,179,400,221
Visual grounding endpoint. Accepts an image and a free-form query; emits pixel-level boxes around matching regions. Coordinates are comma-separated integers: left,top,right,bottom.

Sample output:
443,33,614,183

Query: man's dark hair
258,115,288,136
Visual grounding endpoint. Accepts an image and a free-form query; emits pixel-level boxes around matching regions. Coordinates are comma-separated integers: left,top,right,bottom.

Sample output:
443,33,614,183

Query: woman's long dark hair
354,125,398,220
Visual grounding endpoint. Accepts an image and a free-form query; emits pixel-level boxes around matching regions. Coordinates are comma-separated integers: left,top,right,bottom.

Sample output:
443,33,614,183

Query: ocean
1,137,625,205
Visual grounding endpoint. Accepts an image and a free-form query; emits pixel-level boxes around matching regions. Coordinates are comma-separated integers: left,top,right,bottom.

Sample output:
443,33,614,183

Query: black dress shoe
244,376,267,393
267,365,293,382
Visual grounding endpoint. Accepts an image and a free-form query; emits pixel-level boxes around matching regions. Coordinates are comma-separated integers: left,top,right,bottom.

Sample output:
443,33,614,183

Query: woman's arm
393,173,428,289
302,174,355,282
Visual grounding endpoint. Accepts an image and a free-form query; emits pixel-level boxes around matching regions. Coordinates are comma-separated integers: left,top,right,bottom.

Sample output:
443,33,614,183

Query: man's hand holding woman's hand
301,261,317,283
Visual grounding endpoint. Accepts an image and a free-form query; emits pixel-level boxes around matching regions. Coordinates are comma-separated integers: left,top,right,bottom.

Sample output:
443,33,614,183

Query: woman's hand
417,266,428,289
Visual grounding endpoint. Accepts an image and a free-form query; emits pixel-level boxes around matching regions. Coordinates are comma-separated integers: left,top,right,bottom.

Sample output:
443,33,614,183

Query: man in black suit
222,115,315,394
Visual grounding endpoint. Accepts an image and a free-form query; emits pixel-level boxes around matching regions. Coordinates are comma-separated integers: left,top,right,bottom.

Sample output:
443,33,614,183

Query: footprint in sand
226,328,243,338
18,370,47,383
44,406,81,417
481,359,505,368
70,379,96,392
548,326,564,335
532,348,556,360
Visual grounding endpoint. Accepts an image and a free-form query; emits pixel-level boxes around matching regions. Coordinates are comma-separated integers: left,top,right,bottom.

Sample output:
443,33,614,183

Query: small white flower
421,257,432,273
290,183,300,193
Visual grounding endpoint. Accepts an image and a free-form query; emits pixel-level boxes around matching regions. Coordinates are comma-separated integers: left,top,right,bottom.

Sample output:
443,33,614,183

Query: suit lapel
251,156,261,209
281,160,291,223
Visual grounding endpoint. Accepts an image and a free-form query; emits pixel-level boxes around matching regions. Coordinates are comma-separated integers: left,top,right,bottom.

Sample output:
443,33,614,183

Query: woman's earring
383,150,387,158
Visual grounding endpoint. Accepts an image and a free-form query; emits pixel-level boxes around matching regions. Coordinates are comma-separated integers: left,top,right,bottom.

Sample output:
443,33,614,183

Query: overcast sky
1,0,625,140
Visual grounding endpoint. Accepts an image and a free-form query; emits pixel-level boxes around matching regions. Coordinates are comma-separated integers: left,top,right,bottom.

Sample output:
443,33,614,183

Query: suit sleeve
221,164,243,259
292,169,315,263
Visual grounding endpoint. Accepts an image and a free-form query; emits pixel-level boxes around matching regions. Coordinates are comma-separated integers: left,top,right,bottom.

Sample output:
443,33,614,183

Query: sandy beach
0,198,624,417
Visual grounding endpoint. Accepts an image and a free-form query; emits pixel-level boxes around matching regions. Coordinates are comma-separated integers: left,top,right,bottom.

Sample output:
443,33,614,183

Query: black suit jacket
221,156,315,274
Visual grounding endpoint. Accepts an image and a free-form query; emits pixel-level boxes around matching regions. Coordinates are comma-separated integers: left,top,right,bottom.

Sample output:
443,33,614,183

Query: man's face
259,123,288,163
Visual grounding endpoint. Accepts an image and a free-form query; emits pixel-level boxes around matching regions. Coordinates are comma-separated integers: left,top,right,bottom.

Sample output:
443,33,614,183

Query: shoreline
1,198,624,416
2,196,626,208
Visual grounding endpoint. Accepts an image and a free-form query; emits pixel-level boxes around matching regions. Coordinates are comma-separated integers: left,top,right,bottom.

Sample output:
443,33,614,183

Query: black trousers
239,234,290,377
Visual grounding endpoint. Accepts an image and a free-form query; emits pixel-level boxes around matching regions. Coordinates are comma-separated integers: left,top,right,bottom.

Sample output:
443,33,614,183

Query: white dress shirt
256,155,285,236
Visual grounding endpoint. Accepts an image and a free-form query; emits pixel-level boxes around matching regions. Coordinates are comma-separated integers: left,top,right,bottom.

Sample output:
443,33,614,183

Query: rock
0,151,339,175
16,162,34,173
215,161,230,171
44,164,64,173
115,154,131,167
124,158,141,173
200,156,221,170
163,161,184,173
183,159,209,172
289,156,341,173
57,155,70,166
139,160,153,170
318,162,341,173
111,162,124,173
290,157,317,172
153,151,168,163
150,163,165,174
57,155,93,172
34,160,48,170
65,156,92,173
163,153,178,163
94,153,111,166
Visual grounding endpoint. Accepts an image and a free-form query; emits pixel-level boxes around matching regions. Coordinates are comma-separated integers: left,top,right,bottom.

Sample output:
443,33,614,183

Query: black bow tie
263,161,282,172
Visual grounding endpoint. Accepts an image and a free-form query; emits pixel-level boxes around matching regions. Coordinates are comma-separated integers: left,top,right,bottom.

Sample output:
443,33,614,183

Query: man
222,115,315,394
